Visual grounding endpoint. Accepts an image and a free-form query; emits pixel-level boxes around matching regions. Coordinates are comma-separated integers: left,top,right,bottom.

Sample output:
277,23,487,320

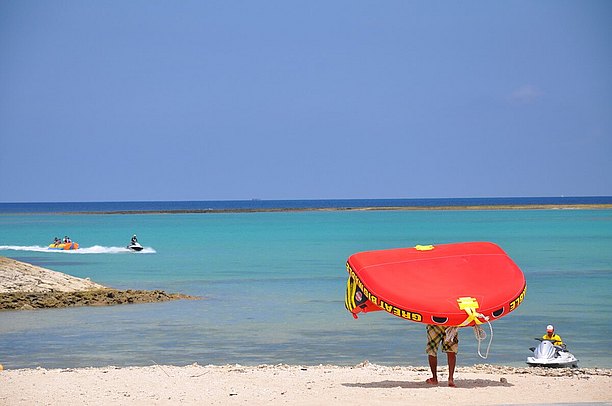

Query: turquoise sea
1,199,611,369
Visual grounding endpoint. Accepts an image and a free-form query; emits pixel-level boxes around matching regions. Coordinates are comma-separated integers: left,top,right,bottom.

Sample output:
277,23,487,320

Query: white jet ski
127,242,144,252
527,338,578,368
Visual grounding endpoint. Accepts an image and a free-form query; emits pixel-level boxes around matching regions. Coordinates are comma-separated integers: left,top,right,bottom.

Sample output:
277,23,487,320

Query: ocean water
1,201,611,369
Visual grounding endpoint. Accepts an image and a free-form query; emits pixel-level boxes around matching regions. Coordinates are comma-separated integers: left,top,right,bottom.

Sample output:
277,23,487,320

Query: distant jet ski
527,338,578,368
127,234,143,252
127,242,144,252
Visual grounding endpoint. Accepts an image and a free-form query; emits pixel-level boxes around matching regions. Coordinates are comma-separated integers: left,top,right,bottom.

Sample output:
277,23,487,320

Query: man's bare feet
448,379,456,387
426,378,438,385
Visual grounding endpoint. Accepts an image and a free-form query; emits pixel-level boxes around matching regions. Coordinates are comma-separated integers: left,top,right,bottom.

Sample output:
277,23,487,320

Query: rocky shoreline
0,288,196,310
0,256,197,310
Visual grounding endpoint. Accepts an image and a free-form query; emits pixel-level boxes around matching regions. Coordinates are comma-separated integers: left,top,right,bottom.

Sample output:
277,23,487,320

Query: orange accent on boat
48,242,80,250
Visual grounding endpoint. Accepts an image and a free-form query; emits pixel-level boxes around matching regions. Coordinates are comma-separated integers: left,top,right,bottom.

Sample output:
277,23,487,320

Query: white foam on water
0,245,156,254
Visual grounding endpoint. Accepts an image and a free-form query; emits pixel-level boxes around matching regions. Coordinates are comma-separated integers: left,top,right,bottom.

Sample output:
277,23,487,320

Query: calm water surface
1,208,611,369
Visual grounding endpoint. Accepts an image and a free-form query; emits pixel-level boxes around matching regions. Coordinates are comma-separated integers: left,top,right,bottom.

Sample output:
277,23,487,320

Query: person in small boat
53,237,61,246
543,324,564,347
63,236,71,244
131,235,138,245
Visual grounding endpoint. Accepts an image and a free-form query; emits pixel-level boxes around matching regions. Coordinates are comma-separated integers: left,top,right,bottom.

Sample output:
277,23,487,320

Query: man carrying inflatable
344,242,527,389
426,325,458,387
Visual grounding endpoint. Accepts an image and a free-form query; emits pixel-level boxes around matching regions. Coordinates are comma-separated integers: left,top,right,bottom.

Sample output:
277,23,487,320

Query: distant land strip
52,203,612,215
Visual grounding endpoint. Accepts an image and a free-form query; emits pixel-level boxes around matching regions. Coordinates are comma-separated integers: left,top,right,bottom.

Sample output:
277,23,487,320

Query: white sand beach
1,362,611,405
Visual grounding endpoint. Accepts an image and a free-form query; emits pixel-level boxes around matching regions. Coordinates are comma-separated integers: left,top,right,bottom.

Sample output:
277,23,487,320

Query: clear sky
1,1,610,202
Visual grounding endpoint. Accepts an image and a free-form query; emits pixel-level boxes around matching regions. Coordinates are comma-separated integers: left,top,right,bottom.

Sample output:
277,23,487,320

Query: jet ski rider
131,235,138,245
543,324,564,348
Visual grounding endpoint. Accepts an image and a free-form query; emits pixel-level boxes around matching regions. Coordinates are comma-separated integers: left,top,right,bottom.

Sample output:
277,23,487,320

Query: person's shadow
343,378,513,389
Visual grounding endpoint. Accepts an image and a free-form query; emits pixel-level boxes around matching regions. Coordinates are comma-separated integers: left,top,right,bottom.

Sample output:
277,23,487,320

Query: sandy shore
0,256,106,294
1,362,611,405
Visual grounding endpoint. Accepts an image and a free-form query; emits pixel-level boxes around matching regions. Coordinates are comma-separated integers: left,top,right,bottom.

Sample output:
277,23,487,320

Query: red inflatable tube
344,242,526,326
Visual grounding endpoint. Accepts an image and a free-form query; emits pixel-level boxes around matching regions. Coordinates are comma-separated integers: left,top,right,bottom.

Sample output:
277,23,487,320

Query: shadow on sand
343,378,514,389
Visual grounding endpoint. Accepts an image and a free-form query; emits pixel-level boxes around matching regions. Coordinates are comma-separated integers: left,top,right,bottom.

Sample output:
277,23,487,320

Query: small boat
527,338,578,368
127,242,143,252
48,242,79,250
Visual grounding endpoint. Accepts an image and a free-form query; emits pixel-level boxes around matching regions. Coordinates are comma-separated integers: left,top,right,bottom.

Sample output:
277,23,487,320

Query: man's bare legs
426,355,438,384
427,352,456,387
447,351,456,387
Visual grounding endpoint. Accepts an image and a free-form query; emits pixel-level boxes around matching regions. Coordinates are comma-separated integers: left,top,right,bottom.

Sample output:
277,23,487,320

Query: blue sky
1,1,610,202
